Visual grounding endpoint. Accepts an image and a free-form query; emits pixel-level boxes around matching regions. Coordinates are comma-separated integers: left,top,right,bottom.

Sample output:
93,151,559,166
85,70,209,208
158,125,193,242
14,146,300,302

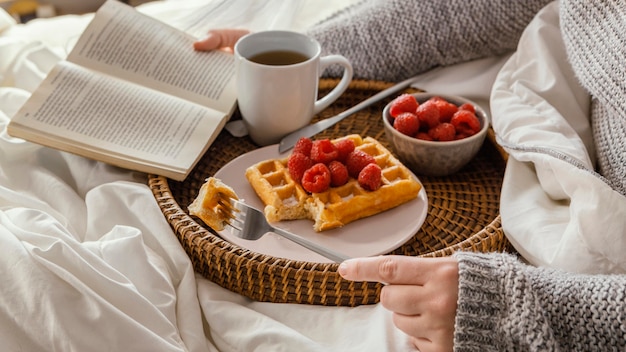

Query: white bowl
382,93,490,177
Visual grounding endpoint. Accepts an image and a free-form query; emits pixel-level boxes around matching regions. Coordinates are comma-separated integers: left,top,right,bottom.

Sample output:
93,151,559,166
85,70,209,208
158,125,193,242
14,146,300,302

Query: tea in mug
248,50,309,65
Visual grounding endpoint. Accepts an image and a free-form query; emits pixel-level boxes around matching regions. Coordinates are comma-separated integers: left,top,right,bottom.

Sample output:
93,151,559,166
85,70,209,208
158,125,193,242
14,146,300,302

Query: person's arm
453,251,626,351
338,252,626,352
306,0,555,82
338,255,459,352
193,0,554,81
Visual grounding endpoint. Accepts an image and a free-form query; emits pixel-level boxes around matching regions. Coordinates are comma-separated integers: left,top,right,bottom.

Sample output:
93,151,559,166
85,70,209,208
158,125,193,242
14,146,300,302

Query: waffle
188,177,239,231
245,135,422,232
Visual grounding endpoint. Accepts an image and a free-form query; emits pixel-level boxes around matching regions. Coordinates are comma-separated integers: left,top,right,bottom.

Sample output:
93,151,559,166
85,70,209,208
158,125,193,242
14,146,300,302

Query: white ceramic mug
234,30,353,146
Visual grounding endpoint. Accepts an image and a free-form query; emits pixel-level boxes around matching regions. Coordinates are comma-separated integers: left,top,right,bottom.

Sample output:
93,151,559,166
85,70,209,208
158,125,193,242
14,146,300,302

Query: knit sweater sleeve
559,0,626,196
304,0,554,82
452,251,626,351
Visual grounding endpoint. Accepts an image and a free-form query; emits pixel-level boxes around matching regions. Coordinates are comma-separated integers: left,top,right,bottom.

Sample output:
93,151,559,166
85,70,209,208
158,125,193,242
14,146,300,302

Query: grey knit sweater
453,251,626,351
307,0,626,350
308,0,554,81
308,0,625,197
559,0,626,196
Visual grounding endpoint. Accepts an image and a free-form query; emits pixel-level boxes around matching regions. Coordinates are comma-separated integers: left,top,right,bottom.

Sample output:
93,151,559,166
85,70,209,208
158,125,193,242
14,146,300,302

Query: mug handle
313,55,353,114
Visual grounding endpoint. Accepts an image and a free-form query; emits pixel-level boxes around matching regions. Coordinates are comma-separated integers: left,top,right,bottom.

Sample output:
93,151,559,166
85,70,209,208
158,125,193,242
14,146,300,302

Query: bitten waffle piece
245,134,422,232
188,177,239,231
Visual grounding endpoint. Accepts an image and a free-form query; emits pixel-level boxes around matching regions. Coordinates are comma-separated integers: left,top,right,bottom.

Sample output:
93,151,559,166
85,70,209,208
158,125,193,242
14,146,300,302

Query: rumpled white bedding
1,1,622,351
0,2,411,351
491,2,626,274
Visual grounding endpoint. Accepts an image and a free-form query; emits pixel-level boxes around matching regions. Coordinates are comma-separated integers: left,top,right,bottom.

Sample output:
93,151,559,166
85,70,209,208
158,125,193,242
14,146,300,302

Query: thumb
193,29,250,51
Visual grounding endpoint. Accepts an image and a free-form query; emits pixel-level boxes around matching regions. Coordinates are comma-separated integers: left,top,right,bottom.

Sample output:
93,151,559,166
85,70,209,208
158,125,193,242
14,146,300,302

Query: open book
8,0,237,181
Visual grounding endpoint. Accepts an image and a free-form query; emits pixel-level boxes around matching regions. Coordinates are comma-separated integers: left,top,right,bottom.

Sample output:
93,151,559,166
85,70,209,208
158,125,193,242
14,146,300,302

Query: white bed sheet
491,2,626,274
4,1,620,351
0,1,416,351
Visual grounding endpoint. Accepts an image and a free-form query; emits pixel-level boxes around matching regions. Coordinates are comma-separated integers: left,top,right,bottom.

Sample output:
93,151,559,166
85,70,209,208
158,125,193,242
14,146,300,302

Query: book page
9,61,225,177
67,0,236,113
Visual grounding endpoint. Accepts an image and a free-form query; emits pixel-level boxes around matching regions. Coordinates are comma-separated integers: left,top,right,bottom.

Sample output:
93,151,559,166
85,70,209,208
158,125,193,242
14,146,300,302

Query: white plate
214,144,428,263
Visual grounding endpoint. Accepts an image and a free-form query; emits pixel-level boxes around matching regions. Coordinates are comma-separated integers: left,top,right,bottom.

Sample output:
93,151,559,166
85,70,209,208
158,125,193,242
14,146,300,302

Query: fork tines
216,194,244,232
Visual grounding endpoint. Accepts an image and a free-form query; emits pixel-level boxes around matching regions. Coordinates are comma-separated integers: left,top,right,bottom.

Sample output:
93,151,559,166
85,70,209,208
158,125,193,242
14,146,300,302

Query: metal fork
217,197,351,263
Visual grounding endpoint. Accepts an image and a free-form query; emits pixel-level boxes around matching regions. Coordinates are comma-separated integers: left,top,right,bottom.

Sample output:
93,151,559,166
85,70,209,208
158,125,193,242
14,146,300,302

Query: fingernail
337,261,349,277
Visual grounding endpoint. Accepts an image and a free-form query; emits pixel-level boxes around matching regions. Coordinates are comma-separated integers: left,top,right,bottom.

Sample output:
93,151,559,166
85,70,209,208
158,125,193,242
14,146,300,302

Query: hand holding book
8,0,238,181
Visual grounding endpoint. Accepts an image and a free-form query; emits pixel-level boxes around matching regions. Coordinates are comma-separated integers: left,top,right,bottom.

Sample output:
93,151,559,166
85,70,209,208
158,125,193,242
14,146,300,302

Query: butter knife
278,76,420,153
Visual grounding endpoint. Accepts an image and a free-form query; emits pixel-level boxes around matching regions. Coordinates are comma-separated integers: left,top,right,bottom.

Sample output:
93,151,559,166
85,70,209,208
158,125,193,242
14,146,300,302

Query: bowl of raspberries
382,93,489,176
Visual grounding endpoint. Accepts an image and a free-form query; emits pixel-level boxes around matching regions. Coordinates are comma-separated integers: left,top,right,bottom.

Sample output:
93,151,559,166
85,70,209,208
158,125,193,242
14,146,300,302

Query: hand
193,29,250,52
338,255,459,352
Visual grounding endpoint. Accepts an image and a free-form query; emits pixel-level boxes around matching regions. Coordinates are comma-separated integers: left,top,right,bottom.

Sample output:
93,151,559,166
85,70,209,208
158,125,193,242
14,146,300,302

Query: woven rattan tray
148,79,510,306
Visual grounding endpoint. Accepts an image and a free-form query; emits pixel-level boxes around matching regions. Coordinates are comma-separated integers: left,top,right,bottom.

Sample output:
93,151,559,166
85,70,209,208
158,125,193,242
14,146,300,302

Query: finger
393,311,452,339
380,273,458,316
394,314,454,352
338,255,454,285
379,284,424,315
410,336,452,352
193,29,250,51
193,32,221,51
338,256,424,284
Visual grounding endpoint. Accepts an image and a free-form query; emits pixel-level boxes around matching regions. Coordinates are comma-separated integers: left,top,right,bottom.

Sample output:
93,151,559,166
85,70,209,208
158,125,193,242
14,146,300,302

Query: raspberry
455,132,472,140
293,137,313,157
328,160,349,187
415,132,433,141
450,110,481,136
287,152,313,184
345,149,376,178
301,163,331,193
428,122,456,141
333,138,356,163
459,103,475,113
415,100,440,130
389,94,419,118
393,112,420,136
310,139,339,164
430,97,458,123
358,163,382,191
